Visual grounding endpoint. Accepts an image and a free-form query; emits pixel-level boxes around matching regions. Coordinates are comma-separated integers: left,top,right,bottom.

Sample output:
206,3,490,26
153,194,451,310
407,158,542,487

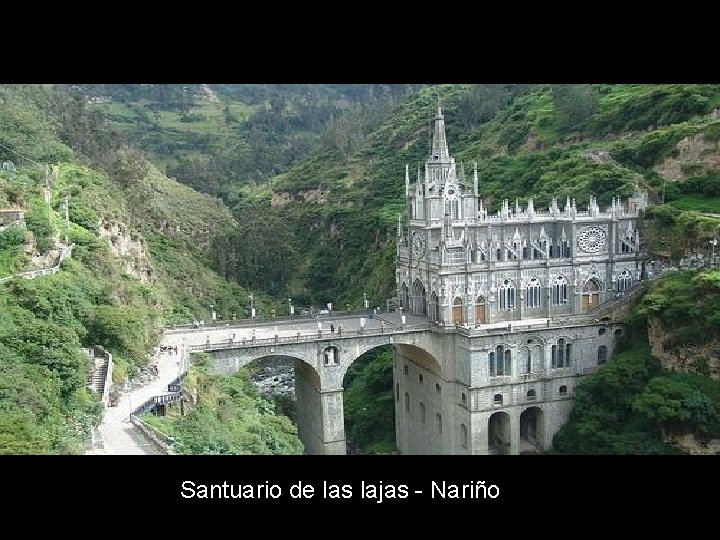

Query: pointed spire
515,198,521,215
513,227,521,240
539,226,547,239
566,196,571,212
561,227,567,240
430,99,450,161
551,197,559,215
527,198,535,216
405,164,410,197
473,162,479,196
397,214,402,239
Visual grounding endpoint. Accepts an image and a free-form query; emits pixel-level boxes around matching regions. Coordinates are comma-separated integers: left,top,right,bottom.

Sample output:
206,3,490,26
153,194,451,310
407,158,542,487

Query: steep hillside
0,85,281,454
216,84,720,308
79,84,419,201
554,268,720,455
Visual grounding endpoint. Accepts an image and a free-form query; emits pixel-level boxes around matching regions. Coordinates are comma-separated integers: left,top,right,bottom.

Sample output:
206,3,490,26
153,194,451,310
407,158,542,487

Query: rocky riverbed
249,356,296,398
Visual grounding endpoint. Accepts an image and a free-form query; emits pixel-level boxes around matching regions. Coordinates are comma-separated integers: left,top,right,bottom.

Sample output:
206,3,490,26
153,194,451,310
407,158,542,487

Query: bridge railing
163,309,390,334
189,323,433,352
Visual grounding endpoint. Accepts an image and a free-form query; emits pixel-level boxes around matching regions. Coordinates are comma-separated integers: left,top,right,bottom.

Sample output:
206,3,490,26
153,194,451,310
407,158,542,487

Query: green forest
2,83,720,454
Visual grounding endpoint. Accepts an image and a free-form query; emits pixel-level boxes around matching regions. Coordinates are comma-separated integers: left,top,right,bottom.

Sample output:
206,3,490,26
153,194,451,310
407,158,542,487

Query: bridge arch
338,341,442,382
520,405,544,454
209,348,321,382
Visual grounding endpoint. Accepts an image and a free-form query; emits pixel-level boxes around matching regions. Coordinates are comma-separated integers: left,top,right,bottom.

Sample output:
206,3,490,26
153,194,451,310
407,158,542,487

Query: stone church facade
394,106,648,454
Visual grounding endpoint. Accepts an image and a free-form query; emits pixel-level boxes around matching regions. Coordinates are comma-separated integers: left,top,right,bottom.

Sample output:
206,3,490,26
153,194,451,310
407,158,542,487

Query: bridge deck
172,309,630,353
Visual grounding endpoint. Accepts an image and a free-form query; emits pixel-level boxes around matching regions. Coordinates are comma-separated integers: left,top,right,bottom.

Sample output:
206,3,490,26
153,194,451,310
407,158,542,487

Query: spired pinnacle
431,100,450,161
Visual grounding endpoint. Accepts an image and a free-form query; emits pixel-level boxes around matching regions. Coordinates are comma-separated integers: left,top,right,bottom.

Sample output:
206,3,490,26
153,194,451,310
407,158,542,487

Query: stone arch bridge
171,308,628,455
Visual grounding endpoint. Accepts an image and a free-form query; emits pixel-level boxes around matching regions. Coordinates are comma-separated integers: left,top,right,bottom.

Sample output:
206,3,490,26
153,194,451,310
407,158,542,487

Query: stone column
471,411,489,455
319,388,346,455
544,343,553,374
509,409,520,455
295,364,346,455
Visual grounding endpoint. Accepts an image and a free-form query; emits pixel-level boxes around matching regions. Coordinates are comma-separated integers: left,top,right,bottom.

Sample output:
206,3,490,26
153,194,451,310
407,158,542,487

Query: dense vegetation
143,355,302,455
554,269,720,453
343,346,396,454
0,85,286,453
80,84,419,202
4,83,720,454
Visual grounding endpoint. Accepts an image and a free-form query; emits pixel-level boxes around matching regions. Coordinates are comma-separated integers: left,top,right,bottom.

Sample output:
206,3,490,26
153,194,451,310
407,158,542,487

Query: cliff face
654,131,720,182
646,316,720,454
647,317,720,380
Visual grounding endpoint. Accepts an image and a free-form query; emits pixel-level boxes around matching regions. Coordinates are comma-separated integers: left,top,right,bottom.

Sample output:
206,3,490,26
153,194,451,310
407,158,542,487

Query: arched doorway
582,278,600,311
400,283,409,311
520,406,544,454
488,411,511,455
453,297,464,326
475,295,486,325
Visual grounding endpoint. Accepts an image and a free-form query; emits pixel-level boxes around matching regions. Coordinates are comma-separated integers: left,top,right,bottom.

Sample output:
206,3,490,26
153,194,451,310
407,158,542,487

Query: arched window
493,393,503,405
563,240,571,258
435,383,441,394
523,246,528,259
598,345,607,365
527,389,536,400
461,424,468,448
445,199,460,220
552,275,568,305
617,269,632,292
554,338,569,368
526,277,541,309
551,345,557,367
496,345,505,375
436,413,443,434
475,295,486,325
404,392,410,412
420,402,426,423
559,385,568,396
499,279,516,310
419,374,424,385
496,248,502,261
490,345,512,377
565,343,572,366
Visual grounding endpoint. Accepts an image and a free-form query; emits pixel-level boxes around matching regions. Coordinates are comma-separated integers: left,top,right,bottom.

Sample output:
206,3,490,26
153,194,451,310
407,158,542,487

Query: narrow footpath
86,334,188,455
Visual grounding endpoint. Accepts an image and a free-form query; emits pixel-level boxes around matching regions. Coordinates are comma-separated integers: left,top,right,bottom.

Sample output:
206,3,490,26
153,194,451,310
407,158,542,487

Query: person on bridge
330,323,335,333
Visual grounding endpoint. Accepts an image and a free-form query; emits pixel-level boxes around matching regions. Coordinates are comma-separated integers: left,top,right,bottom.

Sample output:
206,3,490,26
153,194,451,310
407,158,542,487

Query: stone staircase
84,346,113,406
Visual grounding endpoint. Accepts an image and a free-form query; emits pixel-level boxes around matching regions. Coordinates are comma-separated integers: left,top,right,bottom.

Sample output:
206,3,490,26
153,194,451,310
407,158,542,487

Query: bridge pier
295,361,346,455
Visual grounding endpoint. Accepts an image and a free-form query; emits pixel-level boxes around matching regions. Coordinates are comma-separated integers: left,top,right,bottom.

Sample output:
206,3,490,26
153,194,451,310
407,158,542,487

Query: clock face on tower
577,226,607,253
412,231,426,256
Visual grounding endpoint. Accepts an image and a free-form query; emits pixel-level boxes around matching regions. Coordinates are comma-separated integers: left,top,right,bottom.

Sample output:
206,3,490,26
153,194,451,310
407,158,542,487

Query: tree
552,84,599,134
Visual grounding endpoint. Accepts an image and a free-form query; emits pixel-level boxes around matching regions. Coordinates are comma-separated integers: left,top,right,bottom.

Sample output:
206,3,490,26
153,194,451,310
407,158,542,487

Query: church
393,105,647,454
